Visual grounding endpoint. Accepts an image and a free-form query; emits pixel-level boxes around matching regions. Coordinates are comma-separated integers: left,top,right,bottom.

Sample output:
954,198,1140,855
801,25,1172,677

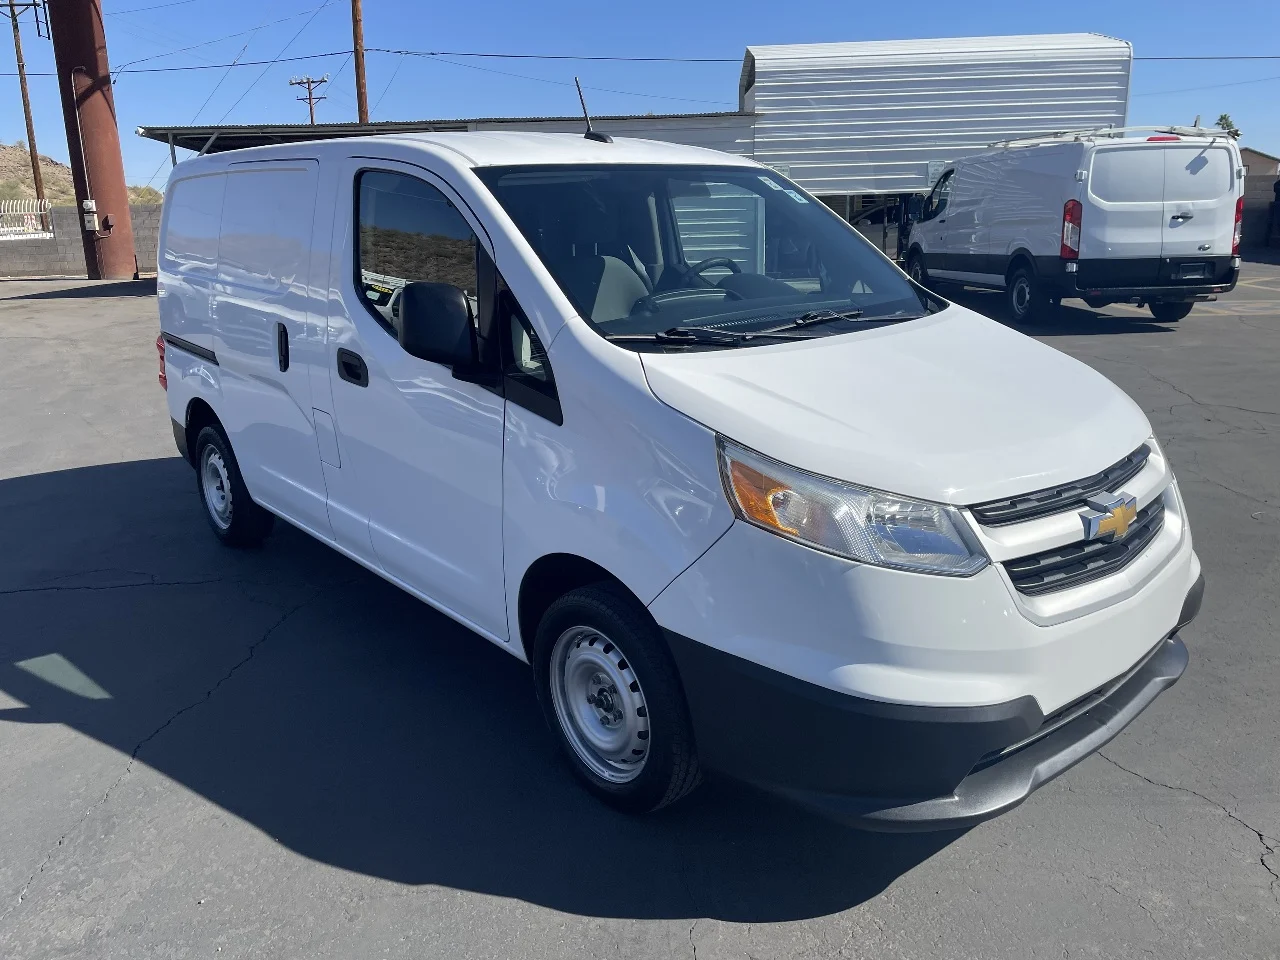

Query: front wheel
533,584,701,814
907,252,929,287
1150,301,1194,322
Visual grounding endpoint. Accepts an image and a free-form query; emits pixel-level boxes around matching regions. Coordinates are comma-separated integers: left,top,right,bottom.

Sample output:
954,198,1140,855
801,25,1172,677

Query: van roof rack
988,125,1230,148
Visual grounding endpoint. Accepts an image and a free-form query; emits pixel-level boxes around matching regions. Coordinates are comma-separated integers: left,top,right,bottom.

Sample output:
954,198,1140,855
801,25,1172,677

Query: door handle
1171,212,1194,221
275,322,289,373
336,348,369,387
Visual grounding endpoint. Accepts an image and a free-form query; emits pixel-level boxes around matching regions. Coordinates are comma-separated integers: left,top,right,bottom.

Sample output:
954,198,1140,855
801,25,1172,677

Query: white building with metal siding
740,34,1132,195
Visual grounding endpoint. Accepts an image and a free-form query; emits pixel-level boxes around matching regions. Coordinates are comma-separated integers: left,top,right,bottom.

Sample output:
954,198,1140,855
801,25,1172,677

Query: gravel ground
1,264,1277,959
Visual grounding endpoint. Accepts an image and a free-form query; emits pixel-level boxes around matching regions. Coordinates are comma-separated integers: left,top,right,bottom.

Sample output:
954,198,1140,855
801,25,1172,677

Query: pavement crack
0,593,320,922
1085,355,1280,417
0,577,232,597
688,918,699,960
1099,752,1280,900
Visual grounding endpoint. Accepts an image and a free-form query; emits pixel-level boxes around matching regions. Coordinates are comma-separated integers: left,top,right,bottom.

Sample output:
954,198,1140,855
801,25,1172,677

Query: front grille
970,444,1151,527
1004,498,1165,596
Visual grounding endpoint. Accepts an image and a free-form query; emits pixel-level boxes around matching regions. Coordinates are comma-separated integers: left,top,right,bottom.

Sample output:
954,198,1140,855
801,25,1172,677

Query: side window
498,279,562,426
923,171,954,221
355,170,478,334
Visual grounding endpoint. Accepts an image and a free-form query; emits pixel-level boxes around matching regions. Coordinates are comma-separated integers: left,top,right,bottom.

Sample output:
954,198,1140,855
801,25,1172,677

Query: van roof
172,131,761,171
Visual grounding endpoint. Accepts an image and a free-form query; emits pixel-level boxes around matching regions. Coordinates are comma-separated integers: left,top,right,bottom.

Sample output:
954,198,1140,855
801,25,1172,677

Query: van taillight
156,334,167,390
1233,195,1244,255
1061,200,1082,260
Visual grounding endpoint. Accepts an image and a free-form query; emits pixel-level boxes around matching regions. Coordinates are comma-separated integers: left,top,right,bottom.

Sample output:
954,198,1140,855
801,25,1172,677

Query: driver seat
558,255,649,324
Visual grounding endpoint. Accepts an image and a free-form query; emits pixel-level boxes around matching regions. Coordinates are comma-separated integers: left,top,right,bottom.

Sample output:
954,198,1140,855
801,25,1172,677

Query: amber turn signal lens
727,459,799,535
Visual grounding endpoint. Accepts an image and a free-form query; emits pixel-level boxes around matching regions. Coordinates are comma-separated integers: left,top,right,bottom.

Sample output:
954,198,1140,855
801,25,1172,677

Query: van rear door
1082,144,1164,284
1160,143,1236,259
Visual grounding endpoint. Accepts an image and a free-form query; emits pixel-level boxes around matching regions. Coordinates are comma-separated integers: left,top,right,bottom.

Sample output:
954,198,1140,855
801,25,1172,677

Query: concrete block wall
0,204,163,279
1242,174,1277,249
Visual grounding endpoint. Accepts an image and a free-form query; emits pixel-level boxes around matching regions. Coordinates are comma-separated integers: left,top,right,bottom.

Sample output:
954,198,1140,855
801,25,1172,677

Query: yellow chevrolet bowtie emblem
1082,493,1139,542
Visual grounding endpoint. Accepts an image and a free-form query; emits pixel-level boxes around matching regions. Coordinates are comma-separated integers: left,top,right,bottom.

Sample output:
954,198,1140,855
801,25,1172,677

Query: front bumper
661,572,1202,832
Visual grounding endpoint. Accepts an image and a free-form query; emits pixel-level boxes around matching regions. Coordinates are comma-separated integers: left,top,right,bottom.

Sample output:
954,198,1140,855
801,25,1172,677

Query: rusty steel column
47,0,136,280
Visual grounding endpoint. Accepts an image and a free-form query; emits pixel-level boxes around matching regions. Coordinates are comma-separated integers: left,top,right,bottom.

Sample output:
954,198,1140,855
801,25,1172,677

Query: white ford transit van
906,127,1243,324
156,132,1202,830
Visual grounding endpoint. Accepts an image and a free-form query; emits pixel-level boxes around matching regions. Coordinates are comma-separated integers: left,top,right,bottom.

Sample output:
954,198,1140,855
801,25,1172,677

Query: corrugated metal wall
741,34,1132,195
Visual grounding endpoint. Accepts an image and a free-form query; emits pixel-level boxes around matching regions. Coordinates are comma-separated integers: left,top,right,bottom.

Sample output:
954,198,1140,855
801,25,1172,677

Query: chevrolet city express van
156,132,1203,830
907,126,1243,324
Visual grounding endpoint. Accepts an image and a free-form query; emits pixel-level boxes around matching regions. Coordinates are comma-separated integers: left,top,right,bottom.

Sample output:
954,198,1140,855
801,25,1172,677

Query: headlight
717,438,988,576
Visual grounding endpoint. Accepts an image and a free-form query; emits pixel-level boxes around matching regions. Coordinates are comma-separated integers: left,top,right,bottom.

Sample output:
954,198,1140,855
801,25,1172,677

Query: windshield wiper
759,308,865,332
605,326,812,347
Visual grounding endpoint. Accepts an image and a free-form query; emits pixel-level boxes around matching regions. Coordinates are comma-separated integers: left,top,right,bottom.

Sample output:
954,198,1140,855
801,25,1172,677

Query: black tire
1006,264,1050,325
193,424,275,547
1150,301,1193,322
907,251,929,288
533,583,701,814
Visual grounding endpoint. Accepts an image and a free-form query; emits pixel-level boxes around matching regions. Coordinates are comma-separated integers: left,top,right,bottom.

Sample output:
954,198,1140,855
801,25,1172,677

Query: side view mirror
397,282,478,368
906,195,924,221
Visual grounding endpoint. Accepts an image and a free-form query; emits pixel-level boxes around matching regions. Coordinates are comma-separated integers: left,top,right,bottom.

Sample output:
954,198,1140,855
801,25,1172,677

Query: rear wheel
1006,265,1050,325
194,425,274,547
1150,301,1193,322
533,583,701,814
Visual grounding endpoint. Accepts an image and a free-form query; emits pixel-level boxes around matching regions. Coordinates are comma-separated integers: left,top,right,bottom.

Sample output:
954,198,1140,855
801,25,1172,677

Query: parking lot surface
1,266,1277,959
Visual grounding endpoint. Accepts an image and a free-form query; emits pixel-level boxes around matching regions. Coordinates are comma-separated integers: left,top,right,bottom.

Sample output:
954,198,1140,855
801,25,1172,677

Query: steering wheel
682,257,742,285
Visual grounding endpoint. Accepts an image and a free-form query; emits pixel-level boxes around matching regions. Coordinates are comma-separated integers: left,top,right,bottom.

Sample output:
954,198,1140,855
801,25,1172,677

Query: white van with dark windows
155,132,1203,830
906,127,1243,323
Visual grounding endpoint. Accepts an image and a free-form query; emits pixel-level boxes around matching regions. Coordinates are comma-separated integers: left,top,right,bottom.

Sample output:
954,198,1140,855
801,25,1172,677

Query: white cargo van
906,127,1243,323
155,132,1203,830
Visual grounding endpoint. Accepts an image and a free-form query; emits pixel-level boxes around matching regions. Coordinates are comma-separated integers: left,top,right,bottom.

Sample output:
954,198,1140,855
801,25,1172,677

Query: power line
1133,73,1280,97
418,54,736,106
370,52,405,117
0,50,349,75
215,1,334,122
368,47,738,63
114,3,334,71
106,0,197,14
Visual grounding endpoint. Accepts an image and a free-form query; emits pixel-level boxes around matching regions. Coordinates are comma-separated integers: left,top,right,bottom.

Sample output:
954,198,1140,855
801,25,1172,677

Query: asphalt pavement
1,263,1277,959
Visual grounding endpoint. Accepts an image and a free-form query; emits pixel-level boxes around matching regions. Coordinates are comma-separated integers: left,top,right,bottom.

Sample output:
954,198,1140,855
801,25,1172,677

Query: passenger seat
558,255,650,324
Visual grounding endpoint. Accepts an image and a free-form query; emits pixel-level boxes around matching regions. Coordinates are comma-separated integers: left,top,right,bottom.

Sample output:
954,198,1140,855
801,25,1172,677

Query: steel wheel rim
201,447,232,530
910,261,923,282
549,626,650,783
1011,277,1032,317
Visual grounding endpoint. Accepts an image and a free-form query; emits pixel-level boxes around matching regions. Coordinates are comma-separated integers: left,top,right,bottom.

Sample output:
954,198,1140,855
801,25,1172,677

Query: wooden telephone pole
4,0,47,227
350,0,368,123
289,74,327,124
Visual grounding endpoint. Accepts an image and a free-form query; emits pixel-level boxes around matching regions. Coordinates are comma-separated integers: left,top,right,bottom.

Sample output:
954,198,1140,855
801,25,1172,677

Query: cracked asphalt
1,263,1277,959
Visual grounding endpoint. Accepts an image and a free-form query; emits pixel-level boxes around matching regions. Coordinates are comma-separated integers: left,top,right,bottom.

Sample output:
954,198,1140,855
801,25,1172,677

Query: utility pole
350,0,368,123
46,0,136,280
4,0,47,229
289,74,327,124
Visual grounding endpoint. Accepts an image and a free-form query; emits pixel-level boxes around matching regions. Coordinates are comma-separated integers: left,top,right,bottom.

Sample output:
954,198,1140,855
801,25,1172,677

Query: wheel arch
1006,249,1036,283
184,397,223,467
516,553,648,663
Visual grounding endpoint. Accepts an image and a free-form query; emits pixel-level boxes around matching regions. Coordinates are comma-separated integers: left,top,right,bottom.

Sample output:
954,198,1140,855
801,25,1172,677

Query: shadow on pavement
0,458,957,922
943,287,1177,337
0,278,157,300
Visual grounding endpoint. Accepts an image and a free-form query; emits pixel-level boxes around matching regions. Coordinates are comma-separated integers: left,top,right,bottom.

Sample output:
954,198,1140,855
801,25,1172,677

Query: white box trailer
742,34,1133,197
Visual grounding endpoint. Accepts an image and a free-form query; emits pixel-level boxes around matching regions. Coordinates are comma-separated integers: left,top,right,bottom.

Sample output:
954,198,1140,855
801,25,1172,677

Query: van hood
639,307,1151,506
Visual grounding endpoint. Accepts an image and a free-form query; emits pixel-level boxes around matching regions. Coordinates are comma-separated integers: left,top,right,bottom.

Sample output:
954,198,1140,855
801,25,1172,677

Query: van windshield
476,164,929,347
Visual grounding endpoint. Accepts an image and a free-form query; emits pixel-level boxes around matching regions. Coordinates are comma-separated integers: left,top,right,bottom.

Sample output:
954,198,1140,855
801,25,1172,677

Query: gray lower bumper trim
782,633,1189,832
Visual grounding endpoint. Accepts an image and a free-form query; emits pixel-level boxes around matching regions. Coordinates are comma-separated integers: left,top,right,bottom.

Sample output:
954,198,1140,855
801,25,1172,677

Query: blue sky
4,0,1278,188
